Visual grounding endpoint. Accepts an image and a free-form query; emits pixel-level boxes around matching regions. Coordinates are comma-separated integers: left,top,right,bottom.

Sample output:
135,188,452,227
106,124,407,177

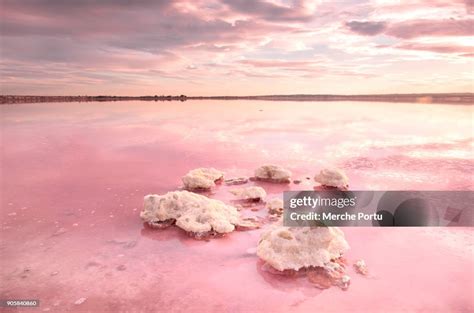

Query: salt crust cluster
182,168,224,190
254,165,291,183
314,168,349,189
257,226,349,271
141,191,241,234
230,186,267,201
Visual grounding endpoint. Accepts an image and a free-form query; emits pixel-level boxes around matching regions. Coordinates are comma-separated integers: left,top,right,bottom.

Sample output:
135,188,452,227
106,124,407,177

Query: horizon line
2,92,473,98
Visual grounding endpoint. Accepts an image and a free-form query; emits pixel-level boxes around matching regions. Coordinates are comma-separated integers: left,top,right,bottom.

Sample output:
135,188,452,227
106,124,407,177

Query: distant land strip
1,93,473,105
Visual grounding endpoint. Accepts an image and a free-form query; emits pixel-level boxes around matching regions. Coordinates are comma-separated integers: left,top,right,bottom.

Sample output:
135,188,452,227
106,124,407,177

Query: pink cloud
386,19,473,39
346,19,473,39
239,59,316,68
221,0,317,22
393,43,474,55
345,21,387,36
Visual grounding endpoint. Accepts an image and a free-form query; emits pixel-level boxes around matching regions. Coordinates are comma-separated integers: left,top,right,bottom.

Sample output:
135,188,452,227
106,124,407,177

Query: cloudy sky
1,0,473,96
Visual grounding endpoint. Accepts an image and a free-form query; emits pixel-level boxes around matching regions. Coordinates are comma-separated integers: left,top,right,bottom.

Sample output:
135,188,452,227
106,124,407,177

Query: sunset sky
1,0,473,96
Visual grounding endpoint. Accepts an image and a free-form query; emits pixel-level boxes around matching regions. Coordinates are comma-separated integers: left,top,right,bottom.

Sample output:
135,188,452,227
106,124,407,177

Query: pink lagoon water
1,100,473,313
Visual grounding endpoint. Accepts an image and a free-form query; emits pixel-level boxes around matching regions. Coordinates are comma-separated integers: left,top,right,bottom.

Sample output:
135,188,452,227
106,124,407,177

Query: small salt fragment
266,199,284,216
7,212,17,216
354,259,368,275
314,168,349,189
72,223,78,227
224,177,249,185
74,298,87,305
230,186,266,201
50,271,59,276
339,275,351,290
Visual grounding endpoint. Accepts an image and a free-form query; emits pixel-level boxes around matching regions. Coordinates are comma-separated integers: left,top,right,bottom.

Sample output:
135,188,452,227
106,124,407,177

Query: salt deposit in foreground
257,226,349,271
257,225,352,289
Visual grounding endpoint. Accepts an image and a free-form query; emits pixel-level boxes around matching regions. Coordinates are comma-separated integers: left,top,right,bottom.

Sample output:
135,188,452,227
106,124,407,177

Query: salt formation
140,191,241,236
230,186,266,201
354,259,368,275
257,226,349,271
314,168,349,189
254,165,291,183
224,177,248,185
266,198,284,216
182,168,224,190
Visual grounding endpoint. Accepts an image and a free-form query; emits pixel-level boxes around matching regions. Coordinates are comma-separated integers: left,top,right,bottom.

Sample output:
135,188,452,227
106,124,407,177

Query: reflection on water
1,100,473,312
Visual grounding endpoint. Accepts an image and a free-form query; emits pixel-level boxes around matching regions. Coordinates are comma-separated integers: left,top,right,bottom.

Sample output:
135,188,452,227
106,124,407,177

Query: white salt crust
141,191,241,234
230,186,267,201
254,165,291,183
257,226,349,271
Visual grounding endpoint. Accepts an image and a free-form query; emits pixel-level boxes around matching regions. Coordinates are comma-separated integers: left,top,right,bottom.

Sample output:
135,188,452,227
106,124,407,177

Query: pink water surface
1,100,473,313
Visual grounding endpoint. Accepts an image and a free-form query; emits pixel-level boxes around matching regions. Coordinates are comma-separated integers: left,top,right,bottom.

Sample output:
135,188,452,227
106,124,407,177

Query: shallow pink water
1,100,473,313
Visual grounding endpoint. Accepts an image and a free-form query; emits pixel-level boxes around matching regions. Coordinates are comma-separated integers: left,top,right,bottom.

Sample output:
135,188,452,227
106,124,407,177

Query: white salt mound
141,191,240,234
230,186,266,201
314,168,349,189
257,226,349,271
266,198,284,215
254,165,291,183
182,168,224,190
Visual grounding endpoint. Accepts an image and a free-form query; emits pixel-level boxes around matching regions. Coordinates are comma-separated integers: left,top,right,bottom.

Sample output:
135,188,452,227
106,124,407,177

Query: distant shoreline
1,93,472,105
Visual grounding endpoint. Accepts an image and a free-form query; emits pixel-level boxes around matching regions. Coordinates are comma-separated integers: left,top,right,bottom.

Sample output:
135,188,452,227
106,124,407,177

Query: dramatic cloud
222,0,318,22
387,19,473,39
345,21,387,35
0,0,472,95
346,19,473,39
